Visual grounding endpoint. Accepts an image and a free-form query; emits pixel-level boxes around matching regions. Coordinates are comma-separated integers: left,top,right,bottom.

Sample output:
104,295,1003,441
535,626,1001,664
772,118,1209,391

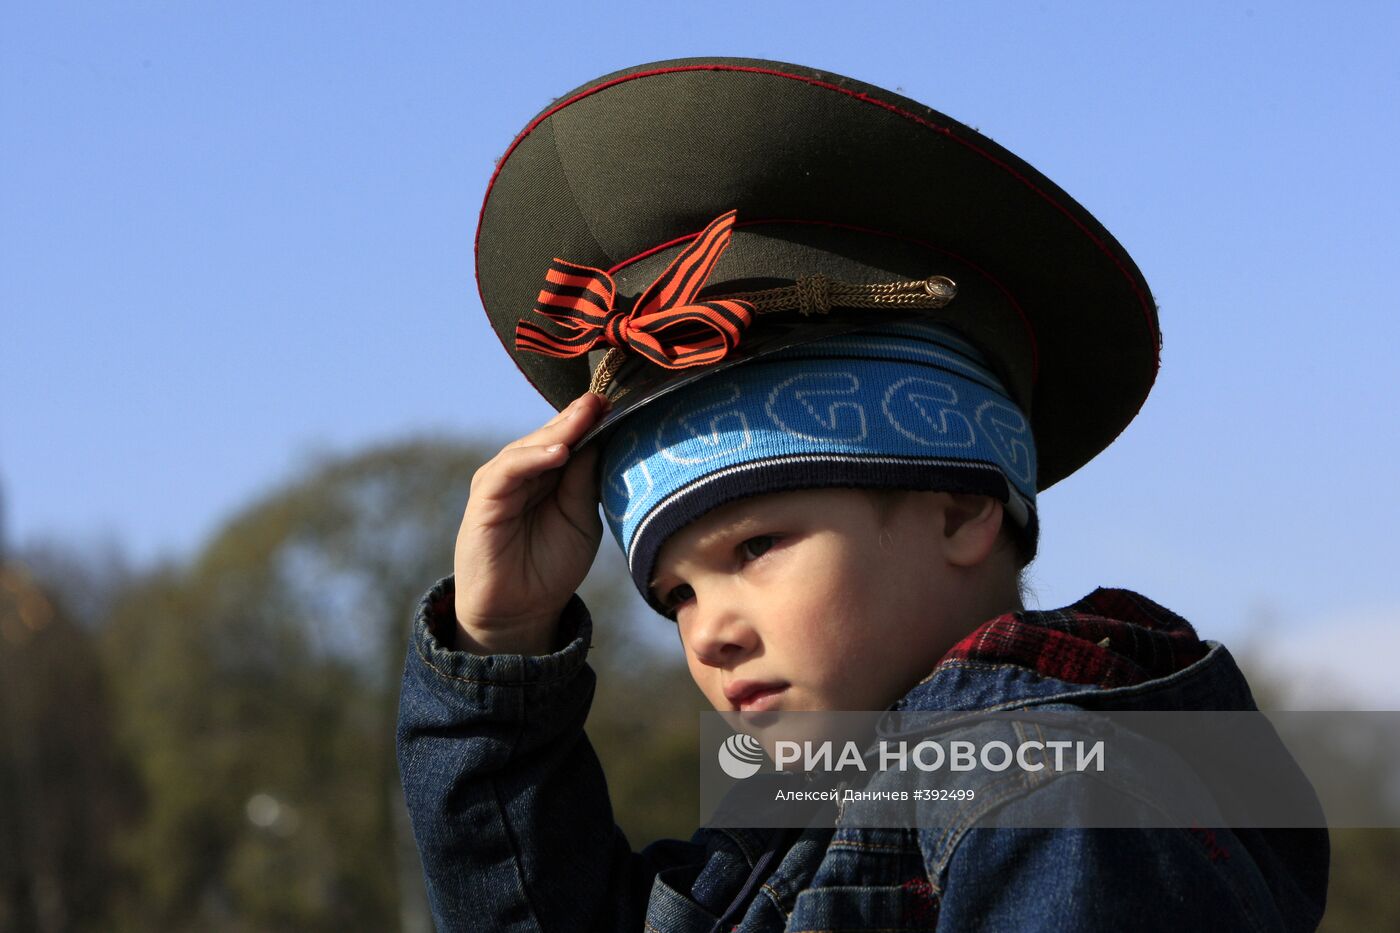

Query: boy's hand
453,391,611,655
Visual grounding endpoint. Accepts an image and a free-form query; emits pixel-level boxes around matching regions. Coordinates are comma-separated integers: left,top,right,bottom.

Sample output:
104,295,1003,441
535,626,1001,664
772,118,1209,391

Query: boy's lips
725,680,789,711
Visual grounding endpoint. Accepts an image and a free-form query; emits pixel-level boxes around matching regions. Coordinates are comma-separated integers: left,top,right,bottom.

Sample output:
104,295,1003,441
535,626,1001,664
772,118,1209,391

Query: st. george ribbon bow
514,210,755,370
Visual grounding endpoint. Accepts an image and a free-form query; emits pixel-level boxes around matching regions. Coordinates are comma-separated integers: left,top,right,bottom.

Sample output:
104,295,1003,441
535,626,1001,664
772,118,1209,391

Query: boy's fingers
546,392,597,425
555,441,602,521
470,443,569,505
504,393,609,452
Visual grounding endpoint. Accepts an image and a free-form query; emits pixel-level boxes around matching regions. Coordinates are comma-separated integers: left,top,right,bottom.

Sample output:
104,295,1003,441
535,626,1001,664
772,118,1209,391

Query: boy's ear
938,493,1005,568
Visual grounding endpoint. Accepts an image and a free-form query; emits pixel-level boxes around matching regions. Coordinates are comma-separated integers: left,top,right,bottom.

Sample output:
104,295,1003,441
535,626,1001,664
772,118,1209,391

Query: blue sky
3,2,1398,703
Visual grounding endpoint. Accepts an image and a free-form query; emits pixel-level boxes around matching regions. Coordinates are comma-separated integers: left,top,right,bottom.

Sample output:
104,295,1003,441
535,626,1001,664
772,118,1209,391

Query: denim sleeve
396,576,703,933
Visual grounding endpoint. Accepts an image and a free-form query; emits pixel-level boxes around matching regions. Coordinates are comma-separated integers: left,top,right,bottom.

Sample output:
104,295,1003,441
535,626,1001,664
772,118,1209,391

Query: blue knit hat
600,318,1037,612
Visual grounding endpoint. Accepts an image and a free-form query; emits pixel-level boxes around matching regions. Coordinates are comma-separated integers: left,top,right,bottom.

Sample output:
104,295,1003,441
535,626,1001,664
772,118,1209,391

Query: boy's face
651,487,978,713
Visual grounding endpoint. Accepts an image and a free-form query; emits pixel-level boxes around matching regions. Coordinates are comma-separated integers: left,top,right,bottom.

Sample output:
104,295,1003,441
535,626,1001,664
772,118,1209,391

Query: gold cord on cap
587,274,957,396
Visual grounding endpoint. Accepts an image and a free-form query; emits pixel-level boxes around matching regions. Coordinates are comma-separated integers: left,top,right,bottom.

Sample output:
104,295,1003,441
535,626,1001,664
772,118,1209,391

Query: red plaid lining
938,588,1208,690
425,584,458,649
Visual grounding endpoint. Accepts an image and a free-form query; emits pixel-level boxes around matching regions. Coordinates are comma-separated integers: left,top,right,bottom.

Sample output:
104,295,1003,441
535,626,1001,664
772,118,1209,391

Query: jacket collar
894,588,1256,712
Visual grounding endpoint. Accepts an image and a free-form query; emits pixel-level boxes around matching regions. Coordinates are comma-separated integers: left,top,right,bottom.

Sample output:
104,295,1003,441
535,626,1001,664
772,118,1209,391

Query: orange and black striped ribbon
514,210,755,370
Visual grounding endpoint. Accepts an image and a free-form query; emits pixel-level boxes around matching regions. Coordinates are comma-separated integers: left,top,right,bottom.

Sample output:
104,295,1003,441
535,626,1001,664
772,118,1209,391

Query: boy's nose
686,597,758,669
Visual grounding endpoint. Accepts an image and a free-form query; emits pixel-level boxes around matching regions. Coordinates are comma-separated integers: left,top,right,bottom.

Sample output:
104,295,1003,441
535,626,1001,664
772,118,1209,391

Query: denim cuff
409,575,593,688
400,575,597,753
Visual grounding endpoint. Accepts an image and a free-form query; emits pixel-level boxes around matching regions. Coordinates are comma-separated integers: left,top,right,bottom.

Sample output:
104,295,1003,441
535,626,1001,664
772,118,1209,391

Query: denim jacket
397,580,1328,931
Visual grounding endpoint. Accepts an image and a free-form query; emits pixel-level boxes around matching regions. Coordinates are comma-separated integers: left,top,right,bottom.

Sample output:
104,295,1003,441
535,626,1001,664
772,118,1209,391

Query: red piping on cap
477,63,1157,397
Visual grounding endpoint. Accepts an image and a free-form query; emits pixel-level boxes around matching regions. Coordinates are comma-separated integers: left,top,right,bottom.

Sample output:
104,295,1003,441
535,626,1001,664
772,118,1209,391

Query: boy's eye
663,583,695,613
740,535,777,560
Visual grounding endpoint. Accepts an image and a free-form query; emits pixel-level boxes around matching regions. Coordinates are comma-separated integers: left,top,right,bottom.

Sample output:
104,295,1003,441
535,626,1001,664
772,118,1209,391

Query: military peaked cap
475,57,1159,490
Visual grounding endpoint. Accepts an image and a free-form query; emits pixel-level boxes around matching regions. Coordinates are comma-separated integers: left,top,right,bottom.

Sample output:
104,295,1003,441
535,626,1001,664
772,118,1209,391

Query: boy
397,59,1328,930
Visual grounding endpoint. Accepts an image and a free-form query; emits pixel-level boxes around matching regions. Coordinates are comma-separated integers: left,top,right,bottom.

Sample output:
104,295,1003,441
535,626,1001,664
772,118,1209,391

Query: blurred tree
581,543,708,848
1234,650,1400,931
96,439,492,930
0,561,138,932
18,538,134,633
93,436,685,930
